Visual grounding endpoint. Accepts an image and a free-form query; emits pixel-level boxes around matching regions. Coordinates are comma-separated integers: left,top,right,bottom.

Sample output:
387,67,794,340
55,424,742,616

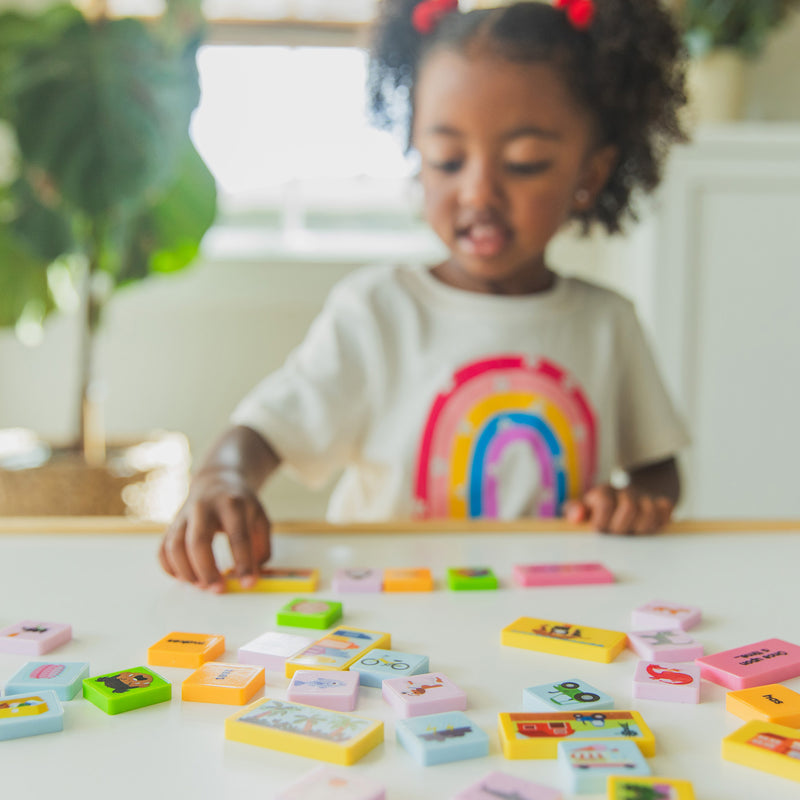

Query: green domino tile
83,666,171,715
277,599,343,629
447,567,499,591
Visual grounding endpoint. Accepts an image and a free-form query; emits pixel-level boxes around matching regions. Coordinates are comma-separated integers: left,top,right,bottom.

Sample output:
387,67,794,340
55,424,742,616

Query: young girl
160,0,690,592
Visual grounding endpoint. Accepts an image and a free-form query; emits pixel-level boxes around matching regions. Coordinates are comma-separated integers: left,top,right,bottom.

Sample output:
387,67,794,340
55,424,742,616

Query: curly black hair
368,0,688,234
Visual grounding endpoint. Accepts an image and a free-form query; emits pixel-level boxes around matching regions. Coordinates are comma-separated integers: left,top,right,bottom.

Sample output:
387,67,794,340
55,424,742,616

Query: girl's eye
429,159,463,173
505,160,553,176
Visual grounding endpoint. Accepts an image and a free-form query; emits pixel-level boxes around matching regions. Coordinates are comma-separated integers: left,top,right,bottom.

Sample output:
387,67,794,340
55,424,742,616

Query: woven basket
0,431,190,521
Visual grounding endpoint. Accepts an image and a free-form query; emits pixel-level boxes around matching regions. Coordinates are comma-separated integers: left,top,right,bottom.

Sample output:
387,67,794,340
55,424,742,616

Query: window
191,44,442,262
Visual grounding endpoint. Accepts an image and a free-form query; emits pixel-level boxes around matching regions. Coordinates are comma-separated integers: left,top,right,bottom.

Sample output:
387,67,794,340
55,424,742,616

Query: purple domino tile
631,601,702,632
286,670,360,712
627,629,704,662
332,568,383,593
0,621,72,655
632,661,701,704
382,672,466,718
453,771,563,800
696,638,800,690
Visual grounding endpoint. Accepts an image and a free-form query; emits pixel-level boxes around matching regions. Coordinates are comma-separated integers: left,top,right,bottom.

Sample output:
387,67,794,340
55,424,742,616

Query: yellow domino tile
225,697,383,765
498,711,655,759
726,684,800,727
286,627,391,678
722,719,800,782
147,632,225,668
181,663,264,705
501,617,627,663
383,568,433,592
607,776,695,799
224,567,319,593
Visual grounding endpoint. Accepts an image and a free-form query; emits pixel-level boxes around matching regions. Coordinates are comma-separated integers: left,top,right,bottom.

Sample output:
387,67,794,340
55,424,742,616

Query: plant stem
78,220,106,464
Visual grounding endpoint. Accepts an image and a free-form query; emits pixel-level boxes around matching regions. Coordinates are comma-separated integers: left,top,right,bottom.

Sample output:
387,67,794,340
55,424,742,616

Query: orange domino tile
181,662,265,705
383,568,433,592
727,684,800,727
147,632,225,669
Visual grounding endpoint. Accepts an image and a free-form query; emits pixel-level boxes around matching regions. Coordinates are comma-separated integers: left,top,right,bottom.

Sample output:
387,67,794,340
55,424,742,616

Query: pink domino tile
632,661,701,704
237,631,313,672
631,600,702,632
628,629,704,662
696,638,800,690
287,670,360,712
332,568,383,593
382,672,466,718
0,621,72,655
277,766,385,800
513,562,614,587
453,771,562,800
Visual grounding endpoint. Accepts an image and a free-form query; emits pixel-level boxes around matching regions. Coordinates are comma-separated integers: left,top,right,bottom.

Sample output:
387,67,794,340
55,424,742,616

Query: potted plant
0,0,217,517
675,0,800,121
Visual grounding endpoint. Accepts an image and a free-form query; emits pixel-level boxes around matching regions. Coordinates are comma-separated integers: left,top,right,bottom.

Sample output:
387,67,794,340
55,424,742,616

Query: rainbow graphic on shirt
413,355,596,519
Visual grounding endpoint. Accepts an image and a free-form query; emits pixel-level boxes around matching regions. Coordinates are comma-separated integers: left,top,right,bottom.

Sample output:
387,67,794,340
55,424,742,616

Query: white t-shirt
232,264,689,522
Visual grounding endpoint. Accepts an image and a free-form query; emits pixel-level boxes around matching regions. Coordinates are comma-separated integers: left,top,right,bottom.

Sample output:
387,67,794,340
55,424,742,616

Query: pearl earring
575,188,590,205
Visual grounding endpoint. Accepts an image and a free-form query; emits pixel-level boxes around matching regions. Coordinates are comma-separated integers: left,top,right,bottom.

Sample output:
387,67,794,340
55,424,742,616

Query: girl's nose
458,159,502,209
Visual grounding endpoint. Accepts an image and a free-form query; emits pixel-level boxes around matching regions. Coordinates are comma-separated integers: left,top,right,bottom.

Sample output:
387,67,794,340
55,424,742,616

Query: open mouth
457,222,511,258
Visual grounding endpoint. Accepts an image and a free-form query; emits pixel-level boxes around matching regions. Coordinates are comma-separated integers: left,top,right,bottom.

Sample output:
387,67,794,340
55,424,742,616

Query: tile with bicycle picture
350,649,430,687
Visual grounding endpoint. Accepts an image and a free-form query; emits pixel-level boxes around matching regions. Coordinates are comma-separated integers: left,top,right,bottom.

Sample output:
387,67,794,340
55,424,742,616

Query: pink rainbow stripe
414,355,597,518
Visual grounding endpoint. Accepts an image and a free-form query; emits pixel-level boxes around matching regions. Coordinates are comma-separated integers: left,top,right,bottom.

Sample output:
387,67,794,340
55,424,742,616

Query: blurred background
0,0,798,521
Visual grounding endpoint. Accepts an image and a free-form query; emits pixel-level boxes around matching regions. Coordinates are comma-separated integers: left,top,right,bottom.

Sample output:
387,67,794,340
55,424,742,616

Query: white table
1,523,799,799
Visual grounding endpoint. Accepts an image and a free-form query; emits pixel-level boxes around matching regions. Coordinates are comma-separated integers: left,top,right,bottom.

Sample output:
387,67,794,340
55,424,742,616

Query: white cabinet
630,124,800,517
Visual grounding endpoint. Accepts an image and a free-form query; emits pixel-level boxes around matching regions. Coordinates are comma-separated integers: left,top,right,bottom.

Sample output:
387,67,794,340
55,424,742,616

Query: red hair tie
553,0,596,30
412,0,459,35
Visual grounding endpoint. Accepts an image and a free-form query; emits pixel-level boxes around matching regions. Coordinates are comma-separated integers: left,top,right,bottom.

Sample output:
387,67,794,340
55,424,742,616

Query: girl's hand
159,468,271,593
563,485,674,535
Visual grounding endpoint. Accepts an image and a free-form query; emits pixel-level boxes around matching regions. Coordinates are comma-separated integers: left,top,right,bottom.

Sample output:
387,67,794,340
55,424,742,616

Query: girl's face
412,48,615,295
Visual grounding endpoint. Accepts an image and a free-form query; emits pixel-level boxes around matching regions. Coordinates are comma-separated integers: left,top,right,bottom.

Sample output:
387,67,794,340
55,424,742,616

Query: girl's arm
565,456,680,535
159,425,282,592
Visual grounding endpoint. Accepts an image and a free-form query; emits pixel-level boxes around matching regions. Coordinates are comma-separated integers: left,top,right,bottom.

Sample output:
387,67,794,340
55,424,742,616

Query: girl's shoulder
561,275,637,317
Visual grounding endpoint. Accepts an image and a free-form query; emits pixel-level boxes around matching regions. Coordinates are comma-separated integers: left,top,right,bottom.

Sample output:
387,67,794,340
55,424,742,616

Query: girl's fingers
633,494,658,535
608,489,638,535
164,518,198,585
185,508,225,592
217,496,257,588
247,501,272,568
582,486,616,533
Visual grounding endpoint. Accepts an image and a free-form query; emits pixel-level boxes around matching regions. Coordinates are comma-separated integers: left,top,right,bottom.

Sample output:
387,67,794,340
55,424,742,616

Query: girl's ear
575,144,618,211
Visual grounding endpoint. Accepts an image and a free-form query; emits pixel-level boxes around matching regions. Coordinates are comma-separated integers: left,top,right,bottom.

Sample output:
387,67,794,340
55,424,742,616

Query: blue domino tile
522,679,614,712
349,649,429,688
395,711,489,766
5,661,90,701
558,739,650,793
0,690,64,741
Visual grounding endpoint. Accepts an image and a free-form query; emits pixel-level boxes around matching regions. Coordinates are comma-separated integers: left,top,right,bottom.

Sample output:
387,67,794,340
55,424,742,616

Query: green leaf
0,225,53,327
11,16,202,218
119,138,217,285
8,176,74,262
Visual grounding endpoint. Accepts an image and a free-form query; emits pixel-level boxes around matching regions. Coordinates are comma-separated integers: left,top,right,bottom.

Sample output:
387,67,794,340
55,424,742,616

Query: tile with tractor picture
523,678,614,712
